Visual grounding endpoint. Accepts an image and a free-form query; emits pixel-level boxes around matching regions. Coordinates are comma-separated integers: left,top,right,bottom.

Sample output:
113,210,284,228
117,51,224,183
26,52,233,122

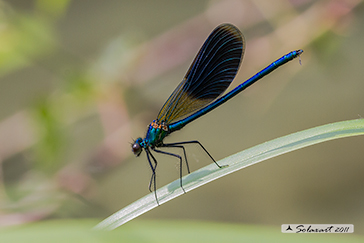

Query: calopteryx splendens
132,23,303,205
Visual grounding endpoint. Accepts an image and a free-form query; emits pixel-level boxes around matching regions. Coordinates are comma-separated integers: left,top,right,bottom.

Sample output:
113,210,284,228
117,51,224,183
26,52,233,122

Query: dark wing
157,23,245,124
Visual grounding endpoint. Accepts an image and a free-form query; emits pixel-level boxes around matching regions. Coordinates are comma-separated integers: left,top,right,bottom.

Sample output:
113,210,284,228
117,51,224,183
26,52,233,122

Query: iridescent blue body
132,23,302,205
137,120,169,149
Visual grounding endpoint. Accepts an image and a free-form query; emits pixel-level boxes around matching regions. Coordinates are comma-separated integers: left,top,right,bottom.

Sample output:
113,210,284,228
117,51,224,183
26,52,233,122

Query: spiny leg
163,140,228,168
147,152,157,193
153,148,186,194
145,148,159,205
145,148,157,192
161,144,190,173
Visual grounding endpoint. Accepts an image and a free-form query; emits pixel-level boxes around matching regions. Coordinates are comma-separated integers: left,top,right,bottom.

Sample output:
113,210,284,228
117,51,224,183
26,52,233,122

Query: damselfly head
132,137,143,156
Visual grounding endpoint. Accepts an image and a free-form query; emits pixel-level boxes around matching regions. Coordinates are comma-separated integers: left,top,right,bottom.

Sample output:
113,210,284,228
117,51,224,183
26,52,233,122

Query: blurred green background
1,0,364,241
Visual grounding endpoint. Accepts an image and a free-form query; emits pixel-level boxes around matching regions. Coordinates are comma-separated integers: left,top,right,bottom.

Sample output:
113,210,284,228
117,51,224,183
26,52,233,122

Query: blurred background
1,0,364,237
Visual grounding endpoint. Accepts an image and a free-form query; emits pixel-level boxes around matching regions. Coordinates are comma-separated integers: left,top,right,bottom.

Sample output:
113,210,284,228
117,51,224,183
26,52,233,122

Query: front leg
145,147,160,205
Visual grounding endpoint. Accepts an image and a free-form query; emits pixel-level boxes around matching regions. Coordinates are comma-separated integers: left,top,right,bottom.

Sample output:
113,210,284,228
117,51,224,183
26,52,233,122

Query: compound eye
132,138,143,156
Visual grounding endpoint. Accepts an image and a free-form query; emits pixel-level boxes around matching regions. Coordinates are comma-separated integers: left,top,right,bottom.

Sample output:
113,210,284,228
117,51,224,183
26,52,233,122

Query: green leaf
95,119,364,230
2,219,363,242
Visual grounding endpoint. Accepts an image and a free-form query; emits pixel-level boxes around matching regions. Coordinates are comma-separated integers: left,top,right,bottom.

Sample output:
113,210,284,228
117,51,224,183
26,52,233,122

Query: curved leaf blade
95,119,364,230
